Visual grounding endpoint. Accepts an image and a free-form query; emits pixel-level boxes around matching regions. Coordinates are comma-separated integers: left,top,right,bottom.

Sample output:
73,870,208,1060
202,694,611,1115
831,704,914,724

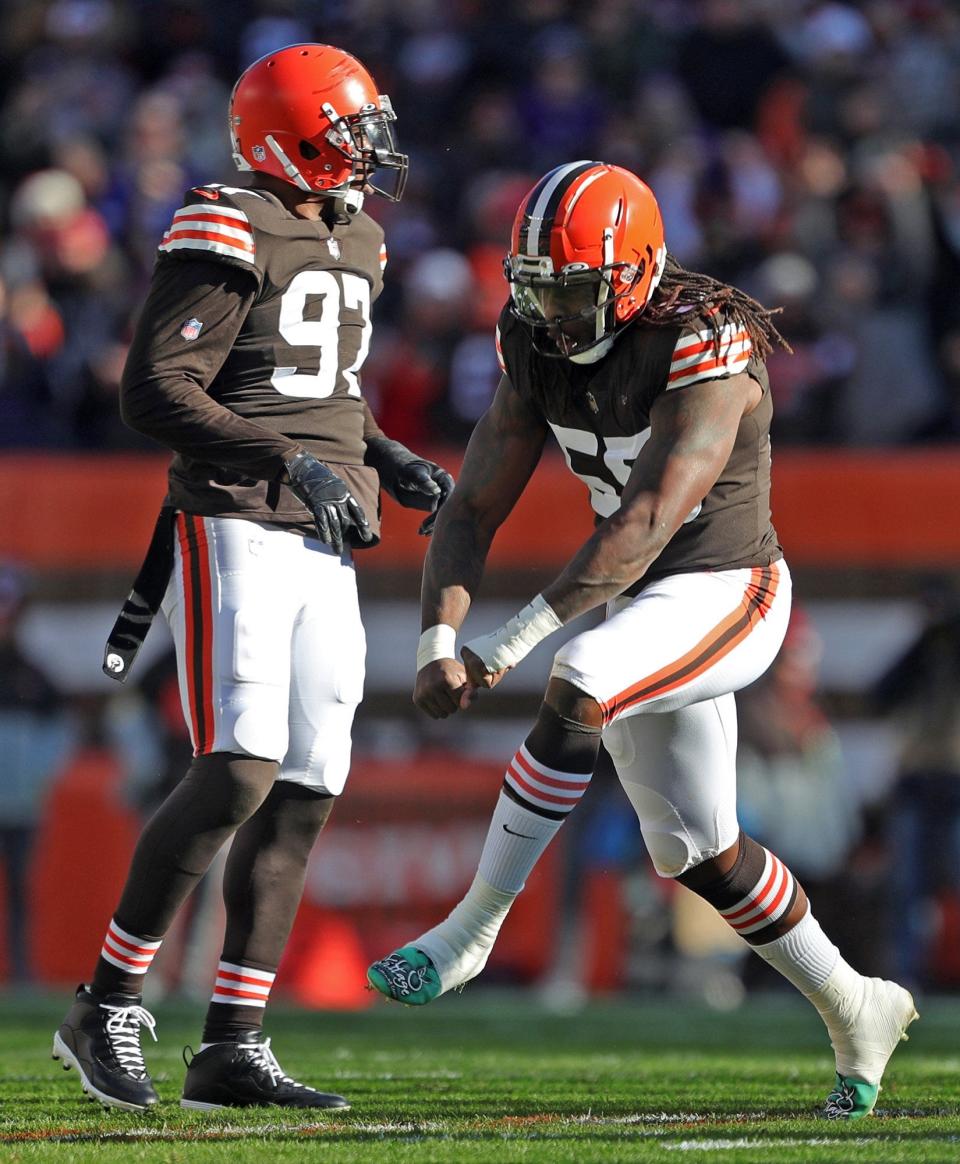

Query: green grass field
2,990,959,1163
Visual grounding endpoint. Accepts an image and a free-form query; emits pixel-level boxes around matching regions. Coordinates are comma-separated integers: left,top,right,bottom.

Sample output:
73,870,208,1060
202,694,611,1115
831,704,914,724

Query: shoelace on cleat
100,1003,157,1079
246,1038,305,1090
824,1080,856,1119
373,954,428,998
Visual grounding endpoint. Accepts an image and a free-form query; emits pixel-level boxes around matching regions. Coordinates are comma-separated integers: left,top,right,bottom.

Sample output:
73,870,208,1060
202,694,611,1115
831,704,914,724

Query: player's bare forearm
540,505,674,622
420,506,493,631
420,376,547,632
542,374,759,623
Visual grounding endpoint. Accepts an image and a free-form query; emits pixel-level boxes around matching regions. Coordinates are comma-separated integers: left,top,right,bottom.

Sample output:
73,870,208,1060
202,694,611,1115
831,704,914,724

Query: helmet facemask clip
318,97,407,203
505,228,646,361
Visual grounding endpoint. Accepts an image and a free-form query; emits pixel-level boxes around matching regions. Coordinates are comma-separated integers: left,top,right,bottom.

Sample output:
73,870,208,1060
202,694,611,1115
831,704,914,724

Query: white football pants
551,561,792,876
161,513,365,795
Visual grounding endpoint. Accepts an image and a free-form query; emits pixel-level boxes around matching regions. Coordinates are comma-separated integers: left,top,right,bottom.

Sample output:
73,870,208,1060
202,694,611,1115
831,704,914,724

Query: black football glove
364,437,455,535
284,450,373,555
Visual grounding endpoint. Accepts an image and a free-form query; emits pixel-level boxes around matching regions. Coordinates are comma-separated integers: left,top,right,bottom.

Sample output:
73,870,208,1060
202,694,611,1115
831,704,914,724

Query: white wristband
463,594,563,674
417,624,457,671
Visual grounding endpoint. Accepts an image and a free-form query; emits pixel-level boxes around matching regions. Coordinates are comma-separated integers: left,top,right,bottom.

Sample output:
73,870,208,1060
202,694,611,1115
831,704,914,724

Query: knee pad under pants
550,563,791,877
162,514,365,795
602,694,740,877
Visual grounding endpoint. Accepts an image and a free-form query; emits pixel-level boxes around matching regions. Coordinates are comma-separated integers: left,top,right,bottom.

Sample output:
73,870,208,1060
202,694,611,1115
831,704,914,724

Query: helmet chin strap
569,336,615,365
334,188,365,213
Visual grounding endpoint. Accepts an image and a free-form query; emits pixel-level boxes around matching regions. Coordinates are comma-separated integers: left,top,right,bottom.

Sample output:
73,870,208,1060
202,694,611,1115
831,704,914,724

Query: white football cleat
810,963,918,1118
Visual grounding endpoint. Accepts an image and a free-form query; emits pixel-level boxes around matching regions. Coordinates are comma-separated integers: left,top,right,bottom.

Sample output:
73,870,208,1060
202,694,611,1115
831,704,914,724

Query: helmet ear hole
299,141,320,160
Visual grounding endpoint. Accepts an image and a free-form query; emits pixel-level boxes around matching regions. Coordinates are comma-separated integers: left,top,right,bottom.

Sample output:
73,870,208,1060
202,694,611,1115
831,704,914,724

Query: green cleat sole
366,946,442,1006
824,1073,880,1119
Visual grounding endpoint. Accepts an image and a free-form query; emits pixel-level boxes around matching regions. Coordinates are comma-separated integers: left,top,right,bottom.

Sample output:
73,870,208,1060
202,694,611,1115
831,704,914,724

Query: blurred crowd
2,0,960,450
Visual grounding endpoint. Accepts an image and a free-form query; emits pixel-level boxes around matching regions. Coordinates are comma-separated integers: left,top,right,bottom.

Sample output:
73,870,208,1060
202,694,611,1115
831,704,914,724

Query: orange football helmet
229,43,407,203
505,161,666,361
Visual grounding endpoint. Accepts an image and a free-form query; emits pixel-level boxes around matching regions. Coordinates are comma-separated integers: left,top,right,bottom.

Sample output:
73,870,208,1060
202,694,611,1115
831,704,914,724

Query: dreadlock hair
519,253,791,419
644,254,791,360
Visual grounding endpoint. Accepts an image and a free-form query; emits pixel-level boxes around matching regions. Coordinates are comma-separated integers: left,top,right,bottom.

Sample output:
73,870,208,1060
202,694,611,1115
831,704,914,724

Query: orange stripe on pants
600,563,780,723
177,514,215,755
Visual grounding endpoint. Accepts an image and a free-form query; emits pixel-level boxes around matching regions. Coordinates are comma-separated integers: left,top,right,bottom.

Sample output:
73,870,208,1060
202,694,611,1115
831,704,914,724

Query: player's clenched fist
414,658,475,718
460,645,510,691
284,450,373,556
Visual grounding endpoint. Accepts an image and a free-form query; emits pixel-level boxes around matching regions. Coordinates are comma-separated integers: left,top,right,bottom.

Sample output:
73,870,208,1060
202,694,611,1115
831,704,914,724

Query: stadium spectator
0,2,957,449
0,272,61,447
873,576,960,994
0,562,73,987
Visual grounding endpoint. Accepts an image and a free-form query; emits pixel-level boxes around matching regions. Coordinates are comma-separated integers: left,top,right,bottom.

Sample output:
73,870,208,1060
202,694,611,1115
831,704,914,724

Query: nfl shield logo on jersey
327,238,341,259
180,317,204,341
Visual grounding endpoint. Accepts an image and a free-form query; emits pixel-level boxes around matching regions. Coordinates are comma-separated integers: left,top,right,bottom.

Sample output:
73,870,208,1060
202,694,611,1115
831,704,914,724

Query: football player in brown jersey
53,44,453,1113
367,162,916,1119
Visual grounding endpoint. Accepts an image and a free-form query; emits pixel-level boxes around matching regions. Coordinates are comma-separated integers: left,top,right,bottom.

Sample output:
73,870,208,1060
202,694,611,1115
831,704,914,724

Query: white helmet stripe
563,167,606,218
523,160,596,257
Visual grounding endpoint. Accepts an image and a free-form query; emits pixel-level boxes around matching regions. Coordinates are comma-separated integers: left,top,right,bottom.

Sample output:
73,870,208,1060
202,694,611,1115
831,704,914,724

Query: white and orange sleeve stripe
504,743,590,817
495,323,506,375
211,960,275,1008
718,848,796,937
160,203,256,265
667,321,752,390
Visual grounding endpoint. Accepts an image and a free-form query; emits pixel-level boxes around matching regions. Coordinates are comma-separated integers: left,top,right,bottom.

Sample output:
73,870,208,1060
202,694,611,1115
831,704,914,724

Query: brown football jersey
496,303,781,591
121,183,389,545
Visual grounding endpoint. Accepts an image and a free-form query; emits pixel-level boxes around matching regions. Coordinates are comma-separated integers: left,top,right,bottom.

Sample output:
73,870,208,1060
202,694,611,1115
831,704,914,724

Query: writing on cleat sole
824,1074,880,1120
366,946,442,1006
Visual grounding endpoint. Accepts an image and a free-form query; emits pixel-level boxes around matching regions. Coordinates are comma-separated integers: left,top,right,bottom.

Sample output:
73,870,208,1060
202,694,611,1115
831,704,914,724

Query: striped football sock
411,746,591,993
477,743,591,893
200,960,277,1044
211,960,275,1008
716,845,798,940
91,918,162,996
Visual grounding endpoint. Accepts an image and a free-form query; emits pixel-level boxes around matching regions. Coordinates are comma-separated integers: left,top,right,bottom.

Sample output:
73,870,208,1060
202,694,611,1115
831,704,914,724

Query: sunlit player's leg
367,688,602,1004
368,567,784,1006
182,532,362,1111
608,696,917,1120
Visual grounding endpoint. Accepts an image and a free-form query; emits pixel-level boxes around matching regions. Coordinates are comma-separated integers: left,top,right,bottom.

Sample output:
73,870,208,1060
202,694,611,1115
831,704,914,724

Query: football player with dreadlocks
367,161,916,1120
52,44,452,1113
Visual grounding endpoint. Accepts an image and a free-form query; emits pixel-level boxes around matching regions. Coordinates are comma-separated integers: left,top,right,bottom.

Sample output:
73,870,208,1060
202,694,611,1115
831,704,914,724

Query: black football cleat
52,984,159,1112
180,1030,350,1110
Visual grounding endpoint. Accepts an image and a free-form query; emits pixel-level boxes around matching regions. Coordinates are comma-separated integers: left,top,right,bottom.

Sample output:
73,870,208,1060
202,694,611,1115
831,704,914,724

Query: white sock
412,762,578,992
752,907,843,997
805,955,868,1027
477,790,566,892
